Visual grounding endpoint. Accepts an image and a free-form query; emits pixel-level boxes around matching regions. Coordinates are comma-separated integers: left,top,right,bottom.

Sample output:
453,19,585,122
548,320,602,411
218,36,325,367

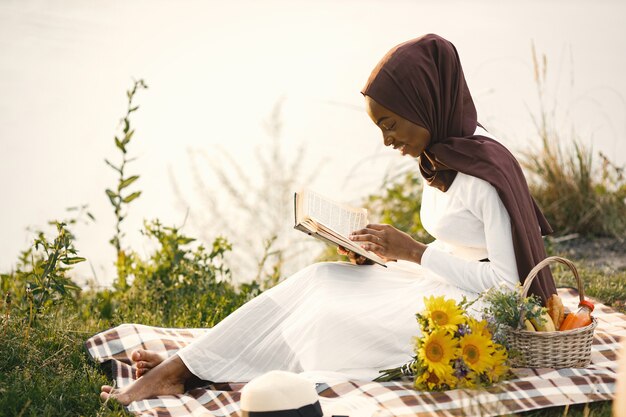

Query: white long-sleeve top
419,127,520,293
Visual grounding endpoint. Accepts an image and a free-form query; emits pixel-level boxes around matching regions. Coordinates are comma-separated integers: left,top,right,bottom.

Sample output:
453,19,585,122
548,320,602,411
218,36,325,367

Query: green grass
552,263,626,314
0,310,127,417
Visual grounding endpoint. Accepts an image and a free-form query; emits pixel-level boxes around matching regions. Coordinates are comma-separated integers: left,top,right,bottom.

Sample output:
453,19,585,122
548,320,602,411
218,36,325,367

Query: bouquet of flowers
376,295,509,390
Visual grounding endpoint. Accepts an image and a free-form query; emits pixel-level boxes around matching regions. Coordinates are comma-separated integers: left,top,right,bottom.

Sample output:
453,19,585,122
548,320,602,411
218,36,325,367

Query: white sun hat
240,370,387,417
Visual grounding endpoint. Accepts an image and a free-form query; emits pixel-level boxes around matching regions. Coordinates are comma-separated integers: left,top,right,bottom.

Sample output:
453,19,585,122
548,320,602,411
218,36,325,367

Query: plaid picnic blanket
86,288,625,416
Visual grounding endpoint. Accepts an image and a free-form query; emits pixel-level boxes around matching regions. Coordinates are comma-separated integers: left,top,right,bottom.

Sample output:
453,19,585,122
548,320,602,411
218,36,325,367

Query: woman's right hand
337,246,374,265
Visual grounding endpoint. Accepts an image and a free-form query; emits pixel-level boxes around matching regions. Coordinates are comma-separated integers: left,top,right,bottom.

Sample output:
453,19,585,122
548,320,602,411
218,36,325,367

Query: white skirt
177,261,480,383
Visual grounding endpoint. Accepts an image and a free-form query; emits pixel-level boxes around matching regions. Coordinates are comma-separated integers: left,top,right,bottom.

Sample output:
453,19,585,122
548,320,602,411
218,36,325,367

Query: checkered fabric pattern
86,288,625,416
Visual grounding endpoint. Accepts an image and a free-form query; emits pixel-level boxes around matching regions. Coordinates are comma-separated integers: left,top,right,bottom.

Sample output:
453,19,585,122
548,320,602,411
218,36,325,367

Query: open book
293,189,387,267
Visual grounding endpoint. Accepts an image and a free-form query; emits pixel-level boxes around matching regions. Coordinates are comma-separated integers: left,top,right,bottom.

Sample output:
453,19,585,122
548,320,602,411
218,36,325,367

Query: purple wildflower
453,358,469,379
456,323,470,337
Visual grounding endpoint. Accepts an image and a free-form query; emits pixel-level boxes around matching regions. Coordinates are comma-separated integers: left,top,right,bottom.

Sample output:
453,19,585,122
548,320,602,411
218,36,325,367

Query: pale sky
1,0,625,285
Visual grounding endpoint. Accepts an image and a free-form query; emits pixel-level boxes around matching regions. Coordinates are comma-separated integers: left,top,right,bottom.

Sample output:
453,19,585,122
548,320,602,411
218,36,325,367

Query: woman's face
365,96,431,157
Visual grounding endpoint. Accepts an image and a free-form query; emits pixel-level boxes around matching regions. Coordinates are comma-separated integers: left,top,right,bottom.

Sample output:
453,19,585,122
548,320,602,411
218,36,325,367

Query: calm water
1,0,625,284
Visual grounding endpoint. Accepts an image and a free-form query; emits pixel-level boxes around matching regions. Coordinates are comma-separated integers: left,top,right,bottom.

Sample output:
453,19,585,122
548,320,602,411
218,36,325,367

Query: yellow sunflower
417,329,459,379
462,372,479,389
414,369,431,390
467,318,492,338
459,333,496,373
415,370,458,391
439,370,459,389
422,295,466,332
486,346,509,382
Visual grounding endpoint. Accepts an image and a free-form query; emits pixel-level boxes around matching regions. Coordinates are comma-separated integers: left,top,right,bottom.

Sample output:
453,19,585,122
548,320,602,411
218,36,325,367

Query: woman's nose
383,135,393,147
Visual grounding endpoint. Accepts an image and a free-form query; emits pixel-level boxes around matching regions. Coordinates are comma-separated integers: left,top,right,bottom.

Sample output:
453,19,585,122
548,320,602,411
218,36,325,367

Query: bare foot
100,355,193,405
131,349,167,378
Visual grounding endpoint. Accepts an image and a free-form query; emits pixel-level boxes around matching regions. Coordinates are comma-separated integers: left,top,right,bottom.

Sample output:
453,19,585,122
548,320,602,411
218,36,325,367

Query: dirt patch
551,236,626,271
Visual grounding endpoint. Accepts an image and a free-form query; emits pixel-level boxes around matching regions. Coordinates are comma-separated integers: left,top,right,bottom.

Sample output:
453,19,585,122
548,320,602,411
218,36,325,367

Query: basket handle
519,256,585,324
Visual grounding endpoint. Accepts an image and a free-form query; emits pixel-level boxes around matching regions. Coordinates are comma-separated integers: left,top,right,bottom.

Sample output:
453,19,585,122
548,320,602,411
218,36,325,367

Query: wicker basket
504,256,597,368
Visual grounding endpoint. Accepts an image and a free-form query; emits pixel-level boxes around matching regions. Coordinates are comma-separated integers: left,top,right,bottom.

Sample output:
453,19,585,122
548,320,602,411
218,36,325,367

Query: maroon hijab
362,34,557,304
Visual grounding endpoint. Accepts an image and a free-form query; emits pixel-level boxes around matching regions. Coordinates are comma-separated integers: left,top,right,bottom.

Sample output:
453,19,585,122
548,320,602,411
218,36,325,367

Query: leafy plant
479,284,544,347
105,78,147,290
1,221,85,329
27,223,84,313
88,219,259,328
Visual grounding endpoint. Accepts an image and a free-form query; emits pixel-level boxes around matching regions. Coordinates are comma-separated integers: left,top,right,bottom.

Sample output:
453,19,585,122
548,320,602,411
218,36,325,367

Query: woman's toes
136,364,149,378
131,349,166,368
135,360,157,377
144,350,166,365
131,349,145,362
101,385,114,393
132,349,162,377
100,388,132,405
100,389,119,402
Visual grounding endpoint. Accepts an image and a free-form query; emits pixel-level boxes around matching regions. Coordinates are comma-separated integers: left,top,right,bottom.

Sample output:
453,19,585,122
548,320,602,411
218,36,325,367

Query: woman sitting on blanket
100,33,557,404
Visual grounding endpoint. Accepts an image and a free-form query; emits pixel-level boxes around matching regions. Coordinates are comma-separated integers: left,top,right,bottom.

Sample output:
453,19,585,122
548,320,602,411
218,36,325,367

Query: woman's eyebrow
376,116,389,126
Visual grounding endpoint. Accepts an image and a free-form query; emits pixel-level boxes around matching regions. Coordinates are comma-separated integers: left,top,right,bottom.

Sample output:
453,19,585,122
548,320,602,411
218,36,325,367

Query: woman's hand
349,223,427,264
337,246,374,265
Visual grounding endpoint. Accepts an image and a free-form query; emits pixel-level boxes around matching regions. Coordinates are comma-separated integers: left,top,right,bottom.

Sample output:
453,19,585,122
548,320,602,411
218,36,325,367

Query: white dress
177,127,520,383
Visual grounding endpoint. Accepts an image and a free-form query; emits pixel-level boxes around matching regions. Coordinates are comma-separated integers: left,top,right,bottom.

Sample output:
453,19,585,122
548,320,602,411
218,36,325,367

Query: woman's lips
390,142,410,156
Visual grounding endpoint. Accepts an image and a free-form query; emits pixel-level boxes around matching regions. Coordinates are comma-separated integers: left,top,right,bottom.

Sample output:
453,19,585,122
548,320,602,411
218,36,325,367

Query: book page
302,190,368,237
294,190,386,266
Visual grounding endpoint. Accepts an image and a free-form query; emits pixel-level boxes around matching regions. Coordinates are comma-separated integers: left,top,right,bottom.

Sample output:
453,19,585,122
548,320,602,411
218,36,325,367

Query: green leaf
119,175,139,190
122,129,135,145
104,159,121,173
61,256,86,265
55,282,66,295
106,189,118,206
122,191,142,203
63,283,80,291
123,118,130,134
177,237,196,245
129,105,139,113
115,137,126,153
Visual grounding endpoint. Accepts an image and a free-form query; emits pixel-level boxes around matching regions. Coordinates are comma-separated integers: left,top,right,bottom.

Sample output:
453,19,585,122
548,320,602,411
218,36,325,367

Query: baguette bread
547,294,565,329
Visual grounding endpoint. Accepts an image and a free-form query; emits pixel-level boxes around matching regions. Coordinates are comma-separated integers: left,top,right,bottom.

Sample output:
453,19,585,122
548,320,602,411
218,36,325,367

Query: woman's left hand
349,223,427,264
